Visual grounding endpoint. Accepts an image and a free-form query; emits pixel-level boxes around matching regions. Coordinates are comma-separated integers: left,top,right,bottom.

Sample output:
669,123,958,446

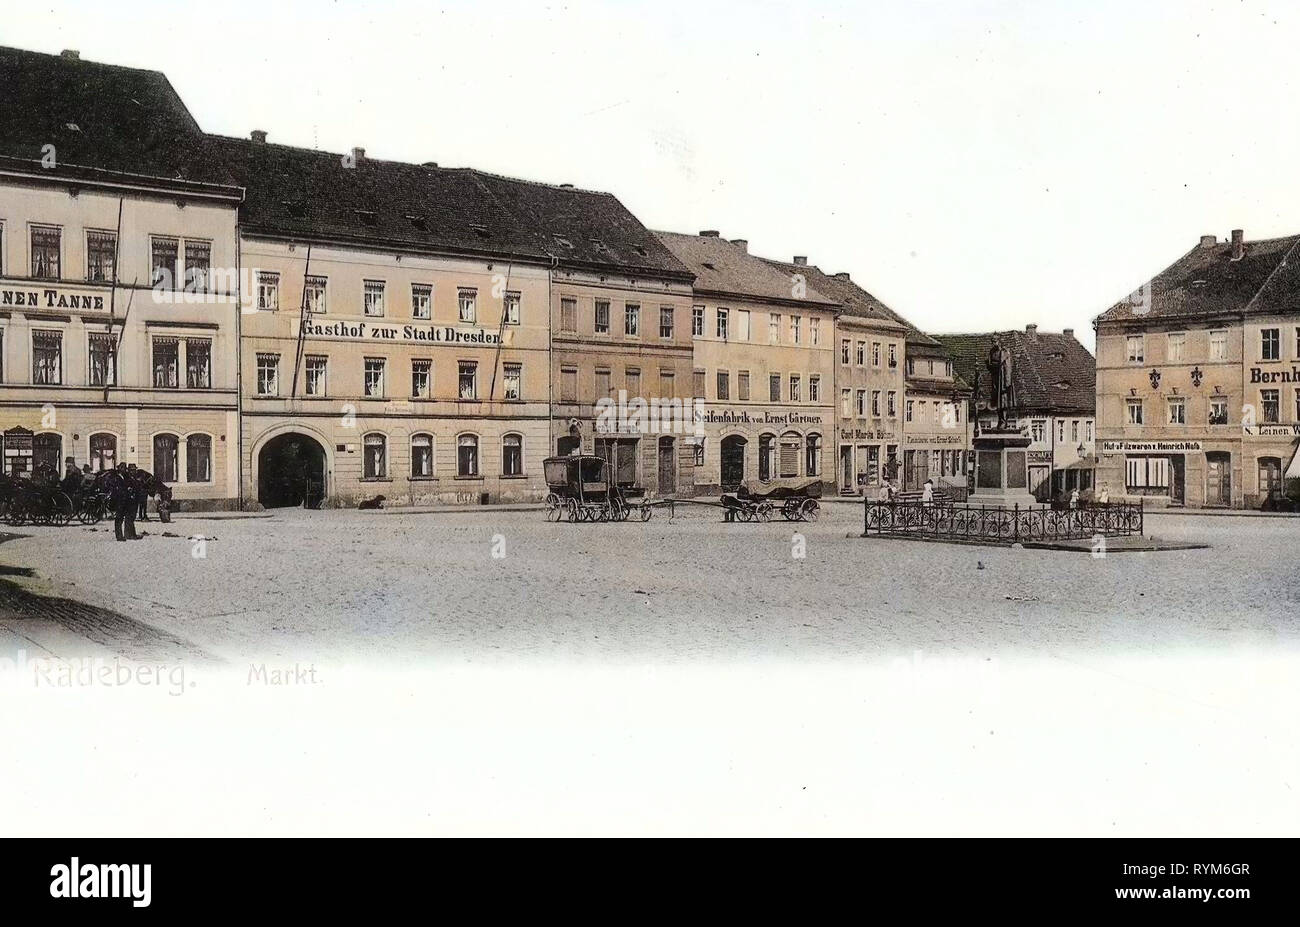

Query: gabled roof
934,330,1096,415
0,45,230,186
1096,233,1300,325
759,260,906,333
653,232,839,307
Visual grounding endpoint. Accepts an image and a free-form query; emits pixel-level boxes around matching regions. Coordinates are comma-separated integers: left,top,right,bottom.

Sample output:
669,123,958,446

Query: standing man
108,463,138,541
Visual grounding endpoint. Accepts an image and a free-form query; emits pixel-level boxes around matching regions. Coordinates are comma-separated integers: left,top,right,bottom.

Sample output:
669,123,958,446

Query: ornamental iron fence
863,500,1143,543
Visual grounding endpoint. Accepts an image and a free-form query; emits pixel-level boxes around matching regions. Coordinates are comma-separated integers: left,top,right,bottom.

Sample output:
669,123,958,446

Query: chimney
834,272,851,281
1063,327,1074,338
421,161,438,168
1025,323,1038,337
559,183,574,188
250,129,267,144
1231,229,1244,260
60,49,80,60
1200,234,1217,248
730,238,748,252
351,146,366,163
699,230,720,237
792,256,808,266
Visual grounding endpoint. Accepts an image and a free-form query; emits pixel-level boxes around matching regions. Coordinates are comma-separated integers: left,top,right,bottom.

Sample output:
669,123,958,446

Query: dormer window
406,214,427,232
283,200,306,218
553,235,573,249
470,224,490,239
355,209,378,227
590,239,608,253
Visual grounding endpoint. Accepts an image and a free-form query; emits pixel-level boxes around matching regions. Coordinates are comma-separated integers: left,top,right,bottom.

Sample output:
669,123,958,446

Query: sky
6,0,1299,351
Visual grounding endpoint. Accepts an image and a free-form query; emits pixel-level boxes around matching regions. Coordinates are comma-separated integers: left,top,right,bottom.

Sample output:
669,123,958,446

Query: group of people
56,456,170,541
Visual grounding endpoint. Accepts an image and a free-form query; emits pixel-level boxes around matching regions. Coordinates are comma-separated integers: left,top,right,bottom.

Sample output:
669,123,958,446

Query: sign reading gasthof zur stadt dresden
297,320,506,345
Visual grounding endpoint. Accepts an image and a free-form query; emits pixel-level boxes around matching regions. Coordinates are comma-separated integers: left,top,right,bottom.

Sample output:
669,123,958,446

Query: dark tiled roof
760,260,907,332
654,232,839,307
934,330,1096,415
0,46,230,185
207,137,692,278
1096,234,1300,324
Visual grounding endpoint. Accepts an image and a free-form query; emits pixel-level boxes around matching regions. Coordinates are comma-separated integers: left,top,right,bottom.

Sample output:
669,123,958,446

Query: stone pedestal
968,429,1037,508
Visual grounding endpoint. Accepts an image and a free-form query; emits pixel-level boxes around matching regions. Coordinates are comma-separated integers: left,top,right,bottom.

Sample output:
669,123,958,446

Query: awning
1285,440,1300,479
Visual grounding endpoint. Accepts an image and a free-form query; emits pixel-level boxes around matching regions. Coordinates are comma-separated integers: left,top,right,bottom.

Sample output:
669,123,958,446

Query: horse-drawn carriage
543,455,654,523
0,468,168,527
721,478,822,523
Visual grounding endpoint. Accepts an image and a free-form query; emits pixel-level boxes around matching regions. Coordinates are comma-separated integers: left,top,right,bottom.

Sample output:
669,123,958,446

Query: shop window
758,433,776,482
33,433,62,475
1259,457,1282,497
778,432,801,479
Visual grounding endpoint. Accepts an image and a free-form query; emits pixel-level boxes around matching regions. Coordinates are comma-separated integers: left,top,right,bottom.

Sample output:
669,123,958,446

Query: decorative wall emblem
1148,368,1161,389
1190,366,1204,388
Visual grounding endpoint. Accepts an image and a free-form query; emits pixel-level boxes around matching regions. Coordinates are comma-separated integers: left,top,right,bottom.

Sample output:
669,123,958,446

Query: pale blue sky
7,0,1299,349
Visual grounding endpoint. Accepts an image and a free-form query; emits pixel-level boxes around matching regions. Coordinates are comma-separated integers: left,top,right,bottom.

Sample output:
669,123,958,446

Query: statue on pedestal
986,342,1015,429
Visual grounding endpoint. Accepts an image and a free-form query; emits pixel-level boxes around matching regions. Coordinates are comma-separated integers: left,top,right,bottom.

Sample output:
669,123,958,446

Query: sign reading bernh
298,320,507,346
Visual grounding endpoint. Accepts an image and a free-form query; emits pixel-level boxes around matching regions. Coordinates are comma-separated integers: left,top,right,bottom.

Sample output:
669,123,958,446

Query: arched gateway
257,432,327,508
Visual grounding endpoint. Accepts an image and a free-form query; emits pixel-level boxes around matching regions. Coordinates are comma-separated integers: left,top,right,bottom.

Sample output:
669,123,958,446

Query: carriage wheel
6,505,26,527
638,504,653,522
544,493,561,522
756,502,774,523
52,492,74,527
800,499,820,523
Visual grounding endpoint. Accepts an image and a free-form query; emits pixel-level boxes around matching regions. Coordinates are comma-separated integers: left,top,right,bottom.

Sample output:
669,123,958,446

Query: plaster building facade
1094,230,1300,508
656,232,840,493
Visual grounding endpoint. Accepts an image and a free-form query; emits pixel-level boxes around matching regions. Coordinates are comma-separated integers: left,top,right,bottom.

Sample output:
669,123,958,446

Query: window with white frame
86,230,116,283
857,390,867,417
856,341,866,366
690,305,703,337
1031,420,1046,442
502,433,523,476
841,388,852,417
888,343,897,368
1261,328,1280,361
1126,334,1144,363
905,399,914,423
841,339,850,364
790,374,801,402
459,361,478,399
1167,399,1185,425
872,342,881,367
659,306,674,339
411,433,434,478
596,300,611,334
1262,389,1280,423
716,308,729,340
735,308,750,341
1209,397,1228,424
503,362,521,401
186,338,212,389
411,359,431,398
186,434,212,483
790,315,801,344
887,391,897,417
458,288,477,323
769,313,780,344
152,336,180,389
872,390,881,417
305,355,327,396
1209,329,1227,360
304,275,327,314
151,236,179,289
457,434,479,477
411,284,432,320
1126,399,1143,425
88,333,116,387
810,318,820,346
184,240,211,293
624,302,639,336
256,353,279,396
1167,332,1185,362
503,290,520,325
30,225,61,279
561,297,577,332
257,272,280,311
364,280,386,317
809,374,820,403
363,433,387,479
364,358,386,397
